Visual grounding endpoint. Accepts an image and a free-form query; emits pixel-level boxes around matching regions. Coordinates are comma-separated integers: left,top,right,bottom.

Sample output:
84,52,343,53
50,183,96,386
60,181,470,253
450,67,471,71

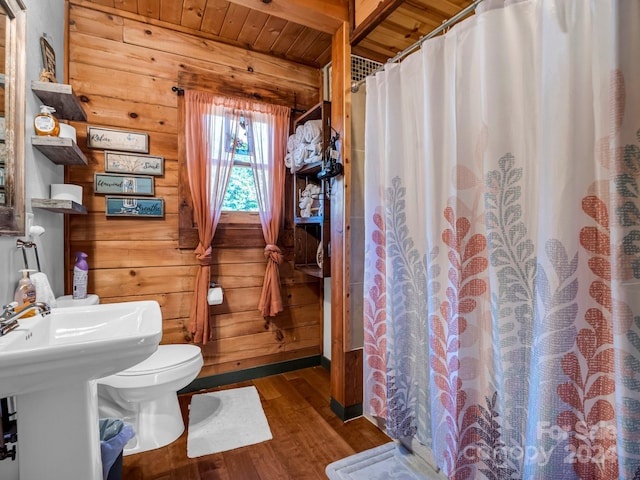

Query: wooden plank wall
65,1,324,378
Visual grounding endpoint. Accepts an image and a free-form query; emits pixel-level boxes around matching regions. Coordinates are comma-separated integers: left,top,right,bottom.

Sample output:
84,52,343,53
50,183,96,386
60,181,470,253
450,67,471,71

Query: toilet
97,343,203,455
55,294,204,455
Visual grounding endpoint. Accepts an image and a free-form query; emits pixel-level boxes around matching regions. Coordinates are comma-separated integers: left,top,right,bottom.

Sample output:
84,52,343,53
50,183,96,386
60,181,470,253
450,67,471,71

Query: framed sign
104,151,164,176
105,196,164,218
87,126,149,153
94,173,154,196
40,36,57,82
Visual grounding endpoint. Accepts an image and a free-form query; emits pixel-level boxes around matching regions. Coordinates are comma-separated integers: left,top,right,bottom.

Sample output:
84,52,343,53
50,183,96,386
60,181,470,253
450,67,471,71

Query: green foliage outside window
221,116,259,212
222,165,258,212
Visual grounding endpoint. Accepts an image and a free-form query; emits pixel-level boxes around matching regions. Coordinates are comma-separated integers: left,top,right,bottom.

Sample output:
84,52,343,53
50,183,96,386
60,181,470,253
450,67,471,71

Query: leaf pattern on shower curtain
624,316,640,477
616,128,640,478
555,195,620,480
529,239,579,478
364,206,388,419
484,154,535,464
430,205,488,478
385,177,429,439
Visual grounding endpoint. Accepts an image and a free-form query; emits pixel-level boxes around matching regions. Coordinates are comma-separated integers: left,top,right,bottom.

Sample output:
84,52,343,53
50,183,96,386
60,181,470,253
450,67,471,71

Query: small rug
187,386,272,458
326,442,447,480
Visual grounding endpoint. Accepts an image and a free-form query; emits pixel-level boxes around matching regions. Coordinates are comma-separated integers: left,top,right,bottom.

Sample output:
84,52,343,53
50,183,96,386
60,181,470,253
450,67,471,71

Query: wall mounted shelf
32,198,87,214
292,101,331,278
31,136,88,166
31,81,87,122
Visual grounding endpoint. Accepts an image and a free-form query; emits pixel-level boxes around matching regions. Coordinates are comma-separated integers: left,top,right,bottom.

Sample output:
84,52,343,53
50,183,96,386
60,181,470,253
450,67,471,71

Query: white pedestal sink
0,300,162,480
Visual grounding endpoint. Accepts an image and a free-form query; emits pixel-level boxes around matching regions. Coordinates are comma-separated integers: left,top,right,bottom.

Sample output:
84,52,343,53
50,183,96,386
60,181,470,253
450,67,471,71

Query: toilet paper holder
207,282,223,305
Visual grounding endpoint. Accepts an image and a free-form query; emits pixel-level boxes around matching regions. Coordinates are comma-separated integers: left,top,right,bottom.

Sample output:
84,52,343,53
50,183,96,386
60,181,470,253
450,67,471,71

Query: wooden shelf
294,161,323,175
295,216,324,225
31,81,87,121
31,136,88,166
32,198,87,214
292,101,331,278
296,264,323,278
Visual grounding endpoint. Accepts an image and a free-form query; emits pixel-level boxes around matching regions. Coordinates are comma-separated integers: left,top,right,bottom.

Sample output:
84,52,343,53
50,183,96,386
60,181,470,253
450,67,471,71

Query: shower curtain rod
351,0,485,92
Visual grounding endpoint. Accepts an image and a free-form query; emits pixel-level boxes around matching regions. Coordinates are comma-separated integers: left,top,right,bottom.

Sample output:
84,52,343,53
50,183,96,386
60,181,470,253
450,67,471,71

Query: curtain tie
195,244,213,266
264,244,283,264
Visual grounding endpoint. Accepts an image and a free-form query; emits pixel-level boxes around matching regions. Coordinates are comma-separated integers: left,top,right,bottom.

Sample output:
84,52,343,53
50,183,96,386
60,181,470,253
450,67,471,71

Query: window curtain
184,90,237,344
363,0,640,478
245,103,290,317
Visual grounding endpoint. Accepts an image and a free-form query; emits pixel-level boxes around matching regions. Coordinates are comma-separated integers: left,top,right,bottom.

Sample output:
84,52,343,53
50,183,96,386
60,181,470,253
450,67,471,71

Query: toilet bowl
97,344,203,455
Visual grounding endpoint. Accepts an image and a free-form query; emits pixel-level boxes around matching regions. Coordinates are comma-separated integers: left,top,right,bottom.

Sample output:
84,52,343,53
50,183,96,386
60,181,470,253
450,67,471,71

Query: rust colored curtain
184,90,237,343
245,103,290,317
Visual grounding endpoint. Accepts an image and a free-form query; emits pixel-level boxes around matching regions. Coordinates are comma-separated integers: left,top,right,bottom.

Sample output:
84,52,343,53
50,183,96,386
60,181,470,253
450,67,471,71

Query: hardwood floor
122,366,390,479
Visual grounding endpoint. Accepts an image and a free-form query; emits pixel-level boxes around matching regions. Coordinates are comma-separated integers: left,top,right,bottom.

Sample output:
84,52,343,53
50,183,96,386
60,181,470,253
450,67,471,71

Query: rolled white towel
303,120,322,144
30,272,57,308
293,143,308,166
295,125,305,143
306,154,322,164
305,142,322,155
287,134,297,154
284,152,292,168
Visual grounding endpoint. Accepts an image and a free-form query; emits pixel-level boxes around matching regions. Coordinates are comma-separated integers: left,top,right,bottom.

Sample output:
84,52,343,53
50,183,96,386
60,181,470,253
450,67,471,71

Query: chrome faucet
0,302,51,336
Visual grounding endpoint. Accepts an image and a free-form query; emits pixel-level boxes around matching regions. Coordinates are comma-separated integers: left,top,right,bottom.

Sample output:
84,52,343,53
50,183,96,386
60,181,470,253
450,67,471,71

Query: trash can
99,418,135,480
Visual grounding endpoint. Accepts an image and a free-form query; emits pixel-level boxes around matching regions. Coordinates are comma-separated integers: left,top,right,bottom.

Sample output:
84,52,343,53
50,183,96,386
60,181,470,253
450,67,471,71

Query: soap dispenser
14,269,37,315
34,105,60,136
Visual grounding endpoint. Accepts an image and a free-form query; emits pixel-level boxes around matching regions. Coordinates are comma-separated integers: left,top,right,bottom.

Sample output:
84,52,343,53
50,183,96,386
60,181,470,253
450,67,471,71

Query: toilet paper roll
207,286,223,305
51,184,83,204
58,123,77,143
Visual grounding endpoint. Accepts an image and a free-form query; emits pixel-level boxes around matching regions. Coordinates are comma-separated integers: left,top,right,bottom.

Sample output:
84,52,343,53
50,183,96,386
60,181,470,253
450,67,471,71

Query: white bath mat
187,386,272,458
326,442,447,480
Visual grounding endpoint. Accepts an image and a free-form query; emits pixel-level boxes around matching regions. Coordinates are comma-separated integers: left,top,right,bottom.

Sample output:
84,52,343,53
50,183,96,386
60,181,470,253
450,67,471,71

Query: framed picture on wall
104,151,164,176
105,196,164,218
94,173,155,196
87,126,149,153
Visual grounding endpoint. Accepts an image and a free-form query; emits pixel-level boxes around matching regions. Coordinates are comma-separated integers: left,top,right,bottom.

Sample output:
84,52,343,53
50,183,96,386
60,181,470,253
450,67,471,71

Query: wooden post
330,21,363,420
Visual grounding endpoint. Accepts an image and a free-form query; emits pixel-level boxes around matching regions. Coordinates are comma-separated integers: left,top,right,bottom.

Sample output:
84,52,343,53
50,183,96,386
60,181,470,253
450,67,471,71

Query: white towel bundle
30,272,57,308
285,120,324,172
303,120,322,144
293,143,308,167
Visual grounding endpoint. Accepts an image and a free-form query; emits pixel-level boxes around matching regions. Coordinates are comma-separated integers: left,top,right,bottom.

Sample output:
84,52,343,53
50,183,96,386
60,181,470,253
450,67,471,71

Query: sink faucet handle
2,302,18,312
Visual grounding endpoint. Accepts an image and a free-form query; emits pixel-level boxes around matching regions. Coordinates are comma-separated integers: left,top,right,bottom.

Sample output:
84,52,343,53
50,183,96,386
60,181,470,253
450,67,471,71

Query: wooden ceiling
351,0,476,63
79,0,475,67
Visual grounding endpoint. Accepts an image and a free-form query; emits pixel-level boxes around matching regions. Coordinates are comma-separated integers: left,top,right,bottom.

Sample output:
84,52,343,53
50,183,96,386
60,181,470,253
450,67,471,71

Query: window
221,116,258,212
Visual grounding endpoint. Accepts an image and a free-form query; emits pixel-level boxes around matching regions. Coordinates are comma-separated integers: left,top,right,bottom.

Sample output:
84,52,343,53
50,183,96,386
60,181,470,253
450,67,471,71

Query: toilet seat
116,344,201,376
98,344,203,390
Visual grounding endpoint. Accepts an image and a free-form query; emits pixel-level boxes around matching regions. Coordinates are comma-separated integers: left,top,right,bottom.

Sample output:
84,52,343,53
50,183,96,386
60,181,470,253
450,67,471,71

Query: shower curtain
363,1,640,479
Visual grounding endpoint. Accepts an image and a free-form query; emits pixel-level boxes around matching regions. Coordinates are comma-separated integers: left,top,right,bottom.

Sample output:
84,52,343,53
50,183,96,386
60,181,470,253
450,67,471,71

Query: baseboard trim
321,356,331,371
330,397,363,421
179,355,322,394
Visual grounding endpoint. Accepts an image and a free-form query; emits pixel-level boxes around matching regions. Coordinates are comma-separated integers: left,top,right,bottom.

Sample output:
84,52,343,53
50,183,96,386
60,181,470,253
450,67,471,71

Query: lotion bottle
73,252,89,300
34,105,60,136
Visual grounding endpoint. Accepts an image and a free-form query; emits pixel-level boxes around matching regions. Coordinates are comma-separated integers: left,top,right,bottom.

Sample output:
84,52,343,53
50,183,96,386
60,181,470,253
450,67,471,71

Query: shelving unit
30,81,88,167
292,101,331,278
30,81,88,214
31,81,87,121
31,136,87,165
31,198,87,214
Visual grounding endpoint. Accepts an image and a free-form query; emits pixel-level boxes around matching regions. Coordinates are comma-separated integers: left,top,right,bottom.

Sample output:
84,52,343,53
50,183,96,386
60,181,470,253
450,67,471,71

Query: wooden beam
330,21,361,419
225,0,348,34
350,0,404,46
